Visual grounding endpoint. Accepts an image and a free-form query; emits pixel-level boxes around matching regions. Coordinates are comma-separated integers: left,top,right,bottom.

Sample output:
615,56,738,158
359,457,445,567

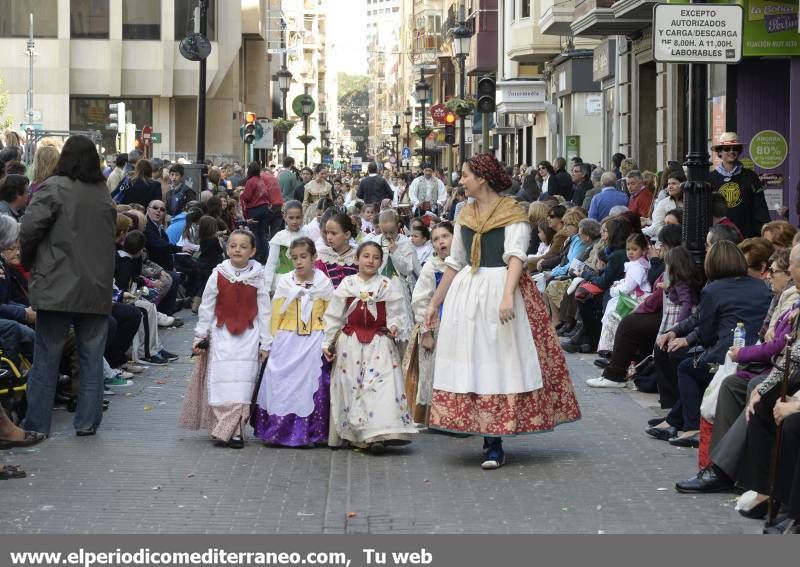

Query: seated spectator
588,172,628,221
0,175,28,221
119,159,162,209
739,237,775,281
165,200,201,244
647,241,772,448
644,170,685,239
1,238,28,306
626,170,653,220
582,167,605,211
527,201,551,255
664,209,682,226
143,200,192,316
537,208,585,273
762,220,797,250
563,216,632,353
529,205,565,270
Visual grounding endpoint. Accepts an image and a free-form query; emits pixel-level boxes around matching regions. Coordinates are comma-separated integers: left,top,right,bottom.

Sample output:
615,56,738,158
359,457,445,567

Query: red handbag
575,281,604,303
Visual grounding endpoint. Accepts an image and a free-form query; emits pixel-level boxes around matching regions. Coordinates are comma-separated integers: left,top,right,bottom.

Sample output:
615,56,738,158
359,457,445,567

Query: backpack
111,175,132,204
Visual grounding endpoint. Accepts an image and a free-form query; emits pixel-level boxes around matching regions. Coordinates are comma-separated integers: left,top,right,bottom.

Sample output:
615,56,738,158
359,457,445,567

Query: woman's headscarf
466,153,512,192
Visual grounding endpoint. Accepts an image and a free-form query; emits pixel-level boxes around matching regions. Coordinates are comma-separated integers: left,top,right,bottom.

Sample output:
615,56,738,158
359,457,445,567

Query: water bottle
733,322,746,349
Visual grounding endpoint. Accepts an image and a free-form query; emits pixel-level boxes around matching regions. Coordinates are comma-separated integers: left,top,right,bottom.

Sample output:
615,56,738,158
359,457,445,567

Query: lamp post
301,93,314,166
195,0,209,165
277,66,292,161
451,18,472,167
415,70,431,169
392,115,401,171
403,107,412,170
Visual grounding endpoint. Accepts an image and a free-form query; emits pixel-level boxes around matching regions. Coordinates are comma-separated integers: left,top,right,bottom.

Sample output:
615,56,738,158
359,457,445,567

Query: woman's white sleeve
444,224,468,272
411,262,436,326
323,293,347,349
386,292,409,333
263,241,281,291
502,222,531,265
257,279,273,349
194,269,219,339
644,199,669,238
390,239,419,277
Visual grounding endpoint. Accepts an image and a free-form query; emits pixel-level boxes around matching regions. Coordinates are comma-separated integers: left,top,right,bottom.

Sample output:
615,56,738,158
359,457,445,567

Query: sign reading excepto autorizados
653,3,743,64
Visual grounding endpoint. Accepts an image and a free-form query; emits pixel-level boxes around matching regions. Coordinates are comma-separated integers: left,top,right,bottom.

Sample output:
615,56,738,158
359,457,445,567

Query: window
123,0,161,40
71,0,109,39
0,0,58,38
174,0,216,42
70,97,153,157
521,0,531,18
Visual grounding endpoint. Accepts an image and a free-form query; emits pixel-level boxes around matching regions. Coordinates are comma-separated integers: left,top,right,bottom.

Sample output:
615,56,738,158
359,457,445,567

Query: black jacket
357,175,394,205
165,183,197,217
144,219,181,270
572,178,593,207
121,178,163,209
710,167,770,238
114,252,143,292
550,169,574,201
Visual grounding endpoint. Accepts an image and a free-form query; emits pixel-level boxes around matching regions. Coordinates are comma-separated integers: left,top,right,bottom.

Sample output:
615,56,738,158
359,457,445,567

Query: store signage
495,81,547,115
592,39,616,82
749,129,788,169
653,3,743,63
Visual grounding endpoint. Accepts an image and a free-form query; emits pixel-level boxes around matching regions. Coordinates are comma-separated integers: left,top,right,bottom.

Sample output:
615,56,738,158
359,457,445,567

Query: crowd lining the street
0,127,798,534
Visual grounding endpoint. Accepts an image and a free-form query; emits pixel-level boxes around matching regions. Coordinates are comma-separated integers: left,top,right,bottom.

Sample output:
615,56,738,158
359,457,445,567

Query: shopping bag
615,293,639,318
700,353,737,422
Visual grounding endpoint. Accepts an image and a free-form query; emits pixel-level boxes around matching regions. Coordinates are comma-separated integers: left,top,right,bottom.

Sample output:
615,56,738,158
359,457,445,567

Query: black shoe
563,323,583,339
645,424,678,441
675,466,734,494
668,432,700,448
555,321,566,332
557,321,577,337
368,441,385,455
738,499,769,520
647,417,666,427
562,341,583,354
578,343,595,354
143,353,169,366
593,358,611,369
171,317,185,328
76,428,96,436
227,435,244,449
158,349,179,362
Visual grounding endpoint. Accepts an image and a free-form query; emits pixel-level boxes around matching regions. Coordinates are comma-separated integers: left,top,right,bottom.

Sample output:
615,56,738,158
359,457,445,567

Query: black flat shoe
668,432,700,448
647,417,666,427
593,358,610,369
739,499,769,520
76,428,96,436
675,466,734,494
227,435,244,449
645,424,678,441
368,441,385,455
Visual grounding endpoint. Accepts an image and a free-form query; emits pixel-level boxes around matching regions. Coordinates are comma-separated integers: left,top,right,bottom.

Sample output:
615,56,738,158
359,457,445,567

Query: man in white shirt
107,154,127,193
408,166,447,214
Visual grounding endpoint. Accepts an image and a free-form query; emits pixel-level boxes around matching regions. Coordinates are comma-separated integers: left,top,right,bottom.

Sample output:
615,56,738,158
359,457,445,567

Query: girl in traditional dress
179,230,270,449
367,209,420,344
264,200,307,292
253,237,334,447
302,165,333,224
424,154,581,469
315,213,359,288
404,221,453,425
322,242,417,454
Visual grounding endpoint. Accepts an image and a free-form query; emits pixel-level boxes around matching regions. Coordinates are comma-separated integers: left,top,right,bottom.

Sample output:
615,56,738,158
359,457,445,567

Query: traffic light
107,102,125,132
242,112,257,143
444,111,456,145
477,76,496,113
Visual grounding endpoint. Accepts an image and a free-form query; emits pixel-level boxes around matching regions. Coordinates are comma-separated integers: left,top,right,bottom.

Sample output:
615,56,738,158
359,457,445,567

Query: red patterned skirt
429,273,581,435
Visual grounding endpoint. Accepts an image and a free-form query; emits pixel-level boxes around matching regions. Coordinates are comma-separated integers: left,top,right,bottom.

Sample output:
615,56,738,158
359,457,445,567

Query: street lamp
301,93,314,165
277,65,292,160
321,126,331,147
415,70,431,168
403,107,412,171
392,115,401,170
451,20,472,167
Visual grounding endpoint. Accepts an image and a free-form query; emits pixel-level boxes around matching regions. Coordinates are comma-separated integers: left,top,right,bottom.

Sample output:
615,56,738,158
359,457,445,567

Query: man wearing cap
710,132,770,238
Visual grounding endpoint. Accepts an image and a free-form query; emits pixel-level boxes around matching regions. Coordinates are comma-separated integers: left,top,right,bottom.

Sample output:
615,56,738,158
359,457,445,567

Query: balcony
612,0,659,19
506,16,561,63
539,0,577,36
571,0,651,37
465,0,498,75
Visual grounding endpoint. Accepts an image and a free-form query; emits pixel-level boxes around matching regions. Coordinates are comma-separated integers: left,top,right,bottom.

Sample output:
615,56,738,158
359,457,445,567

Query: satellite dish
179,33,212,61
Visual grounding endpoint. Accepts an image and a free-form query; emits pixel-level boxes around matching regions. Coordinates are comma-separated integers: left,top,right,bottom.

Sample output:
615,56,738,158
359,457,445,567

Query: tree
0,74,13,131
338,73,370,158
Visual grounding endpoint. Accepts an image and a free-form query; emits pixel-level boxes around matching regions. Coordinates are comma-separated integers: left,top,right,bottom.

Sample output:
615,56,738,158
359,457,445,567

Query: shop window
174,0,216,42
71,0,109,39
123,0,161,40
521,0,531,19
70,97,153,156
0,0,58,38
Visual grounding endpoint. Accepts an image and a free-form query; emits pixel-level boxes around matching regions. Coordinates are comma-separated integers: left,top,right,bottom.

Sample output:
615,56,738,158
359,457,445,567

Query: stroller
0,350,30,425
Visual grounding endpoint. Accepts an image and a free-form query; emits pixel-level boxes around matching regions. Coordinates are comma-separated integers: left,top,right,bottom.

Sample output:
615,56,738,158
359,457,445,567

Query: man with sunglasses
710,132,770,239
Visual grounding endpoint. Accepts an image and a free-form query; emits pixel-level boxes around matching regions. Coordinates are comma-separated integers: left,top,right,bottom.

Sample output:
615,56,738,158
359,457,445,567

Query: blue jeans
23,311,109,435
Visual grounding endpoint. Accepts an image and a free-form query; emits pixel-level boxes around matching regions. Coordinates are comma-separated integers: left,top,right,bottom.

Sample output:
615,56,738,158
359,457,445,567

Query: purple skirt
253,361,331,447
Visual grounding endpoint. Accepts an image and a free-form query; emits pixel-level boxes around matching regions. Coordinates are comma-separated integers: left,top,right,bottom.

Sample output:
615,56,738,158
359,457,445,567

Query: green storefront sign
566,136,581,160
669,0,799,56
749,129,788,170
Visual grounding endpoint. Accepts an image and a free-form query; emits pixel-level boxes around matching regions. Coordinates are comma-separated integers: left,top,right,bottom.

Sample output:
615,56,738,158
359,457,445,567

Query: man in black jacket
710,132,771,238
165,164,197,217
357,162,394,205
144,200,191,315
571,163,593,207
549,157,574,201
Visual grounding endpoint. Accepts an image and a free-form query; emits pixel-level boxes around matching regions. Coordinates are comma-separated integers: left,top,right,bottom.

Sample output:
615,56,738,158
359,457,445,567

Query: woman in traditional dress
403,221,453,425
302,165,333,224
315,213,359,288
253,237,334,447
179,230,270,448
322,242,417,453
425,154,581,469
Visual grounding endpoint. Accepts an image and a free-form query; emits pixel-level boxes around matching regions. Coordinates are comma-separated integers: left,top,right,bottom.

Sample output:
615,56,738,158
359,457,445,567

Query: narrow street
0,315,759,534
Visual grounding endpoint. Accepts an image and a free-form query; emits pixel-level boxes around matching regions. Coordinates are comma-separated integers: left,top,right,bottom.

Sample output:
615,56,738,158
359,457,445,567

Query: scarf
715,161,742,181
457,196,527,272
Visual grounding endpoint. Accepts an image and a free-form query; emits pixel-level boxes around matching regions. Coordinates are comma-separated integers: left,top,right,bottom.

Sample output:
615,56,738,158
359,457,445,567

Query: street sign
430,103,448,124
402,147,411,159
252,119,274,149
292,95,315,117
653,3,743,64
322,155,333,165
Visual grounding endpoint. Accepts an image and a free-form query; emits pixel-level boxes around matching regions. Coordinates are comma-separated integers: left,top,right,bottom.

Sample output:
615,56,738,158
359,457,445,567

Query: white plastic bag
700,353,737,422
532,272,547,292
